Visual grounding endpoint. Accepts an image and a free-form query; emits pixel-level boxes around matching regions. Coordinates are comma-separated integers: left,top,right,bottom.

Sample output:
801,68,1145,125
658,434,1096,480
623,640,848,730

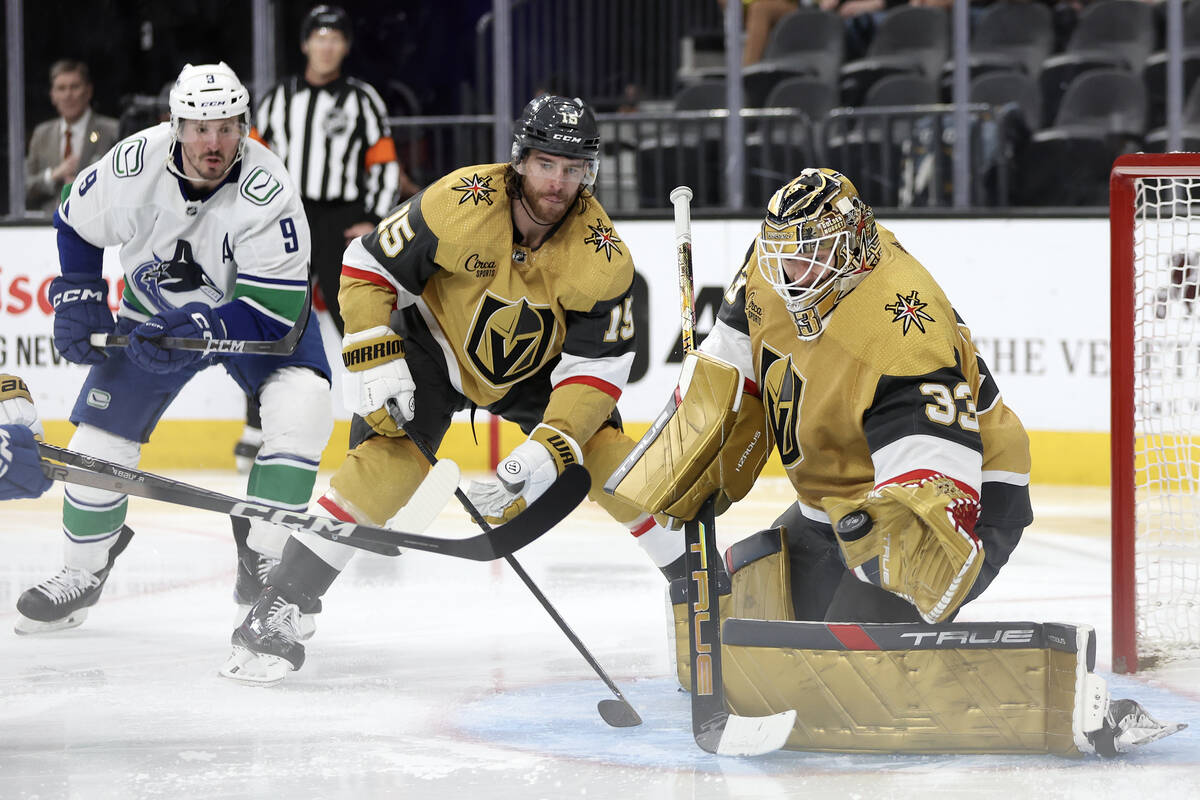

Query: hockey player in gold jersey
220,95,675,684
608,169,1184,756
616,166,1033,626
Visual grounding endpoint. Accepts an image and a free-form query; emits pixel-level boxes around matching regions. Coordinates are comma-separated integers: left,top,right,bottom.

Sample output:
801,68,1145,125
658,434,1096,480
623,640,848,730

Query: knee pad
727,527,794,622
65,424,141,507
257,367,333,461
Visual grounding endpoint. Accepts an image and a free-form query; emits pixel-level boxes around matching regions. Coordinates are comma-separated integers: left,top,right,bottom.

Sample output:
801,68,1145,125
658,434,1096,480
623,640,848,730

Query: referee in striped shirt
235,3,419,472
254,4,419,334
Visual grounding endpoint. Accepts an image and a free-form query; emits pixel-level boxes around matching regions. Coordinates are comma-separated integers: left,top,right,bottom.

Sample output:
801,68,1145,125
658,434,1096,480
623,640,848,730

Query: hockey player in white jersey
15,63,334,634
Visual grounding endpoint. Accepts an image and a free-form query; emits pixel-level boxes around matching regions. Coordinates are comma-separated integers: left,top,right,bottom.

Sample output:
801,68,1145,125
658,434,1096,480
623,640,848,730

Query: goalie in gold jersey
608,169,1184,756
219,95,678,684
615,166,1033,626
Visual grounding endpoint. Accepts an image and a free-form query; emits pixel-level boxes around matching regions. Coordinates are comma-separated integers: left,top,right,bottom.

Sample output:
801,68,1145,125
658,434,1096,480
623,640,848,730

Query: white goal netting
1131,175,1200,665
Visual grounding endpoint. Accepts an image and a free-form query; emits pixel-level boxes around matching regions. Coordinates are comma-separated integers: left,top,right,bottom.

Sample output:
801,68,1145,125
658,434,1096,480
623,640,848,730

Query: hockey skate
220,586,308,686
232,518,318,640
1088,698,1187,757
15,525,135,635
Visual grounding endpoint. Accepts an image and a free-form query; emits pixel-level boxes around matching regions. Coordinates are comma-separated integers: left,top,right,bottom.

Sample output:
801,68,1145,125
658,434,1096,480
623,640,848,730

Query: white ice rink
1,473,1197,800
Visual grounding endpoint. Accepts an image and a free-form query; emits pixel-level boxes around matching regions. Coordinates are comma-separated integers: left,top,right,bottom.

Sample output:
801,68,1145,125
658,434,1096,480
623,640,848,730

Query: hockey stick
89,287,311,356
37,442,571,561
389,401,643,729
671,185,795,756
387,458,461,533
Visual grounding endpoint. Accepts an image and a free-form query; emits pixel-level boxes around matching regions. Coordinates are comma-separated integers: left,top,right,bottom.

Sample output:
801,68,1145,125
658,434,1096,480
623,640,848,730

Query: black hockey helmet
510,95,600,188
302,4,352,45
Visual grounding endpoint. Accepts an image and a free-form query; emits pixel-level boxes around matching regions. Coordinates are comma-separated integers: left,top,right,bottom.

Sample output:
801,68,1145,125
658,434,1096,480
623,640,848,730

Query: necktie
64,128,73,159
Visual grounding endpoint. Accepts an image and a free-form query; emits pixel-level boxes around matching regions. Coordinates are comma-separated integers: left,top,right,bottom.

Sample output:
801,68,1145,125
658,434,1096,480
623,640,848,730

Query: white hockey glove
466,424,582,524
340,326,415,437
0,374,44,438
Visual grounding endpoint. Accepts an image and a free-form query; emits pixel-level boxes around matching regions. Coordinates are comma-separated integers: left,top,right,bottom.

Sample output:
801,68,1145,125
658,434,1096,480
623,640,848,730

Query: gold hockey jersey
339,162,637,440
701,223,1032,528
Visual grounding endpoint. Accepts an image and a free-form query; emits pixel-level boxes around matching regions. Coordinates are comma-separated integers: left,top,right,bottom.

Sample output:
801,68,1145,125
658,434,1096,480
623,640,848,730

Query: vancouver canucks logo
131,239,223,310
884,290,934,335
584,219,623,261
465,292,557,387
760,347,804,468
451,173,496,206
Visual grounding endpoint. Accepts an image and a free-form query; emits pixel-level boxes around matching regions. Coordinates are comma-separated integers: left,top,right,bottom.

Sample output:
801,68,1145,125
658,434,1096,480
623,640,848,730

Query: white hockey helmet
169,62,250,123
167,62,251,181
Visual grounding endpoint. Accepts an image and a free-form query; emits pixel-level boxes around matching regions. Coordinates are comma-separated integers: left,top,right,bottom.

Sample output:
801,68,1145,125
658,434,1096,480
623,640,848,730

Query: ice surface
1,476,1196,799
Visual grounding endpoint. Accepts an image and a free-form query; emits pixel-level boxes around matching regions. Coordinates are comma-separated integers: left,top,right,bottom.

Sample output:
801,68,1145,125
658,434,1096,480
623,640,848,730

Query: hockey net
1111,153,1200,673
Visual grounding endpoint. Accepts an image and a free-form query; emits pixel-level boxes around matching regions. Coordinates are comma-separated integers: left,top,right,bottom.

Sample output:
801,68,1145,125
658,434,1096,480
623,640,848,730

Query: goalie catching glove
341,325,415,436
466,424,581,524
822,472,983,624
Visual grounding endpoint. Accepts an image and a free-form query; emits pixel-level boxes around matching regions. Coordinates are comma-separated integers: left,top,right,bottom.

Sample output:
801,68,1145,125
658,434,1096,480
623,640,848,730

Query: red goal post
1111,152,1200,674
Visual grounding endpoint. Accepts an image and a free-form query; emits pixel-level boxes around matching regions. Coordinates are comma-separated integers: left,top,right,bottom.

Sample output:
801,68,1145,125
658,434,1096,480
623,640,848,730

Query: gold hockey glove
661,393,772,525
341,326,414,437
0,374,44,439
822,473,983,623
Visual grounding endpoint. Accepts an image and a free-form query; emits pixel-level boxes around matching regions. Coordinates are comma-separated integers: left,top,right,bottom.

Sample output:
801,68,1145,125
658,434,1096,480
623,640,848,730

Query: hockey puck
835,510,873,540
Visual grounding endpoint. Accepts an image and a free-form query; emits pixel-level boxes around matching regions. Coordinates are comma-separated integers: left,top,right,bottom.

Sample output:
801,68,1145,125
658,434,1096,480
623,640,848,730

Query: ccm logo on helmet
552,134,583,143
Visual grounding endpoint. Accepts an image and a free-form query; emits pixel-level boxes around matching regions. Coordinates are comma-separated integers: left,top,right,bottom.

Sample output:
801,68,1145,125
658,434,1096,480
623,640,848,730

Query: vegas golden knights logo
760,348,804,468
465,292,557,386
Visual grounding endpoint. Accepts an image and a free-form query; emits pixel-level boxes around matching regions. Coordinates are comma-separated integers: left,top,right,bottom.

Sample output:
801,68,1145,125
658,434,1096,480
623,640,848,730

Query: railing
472,0,721,115
390,104,1017,215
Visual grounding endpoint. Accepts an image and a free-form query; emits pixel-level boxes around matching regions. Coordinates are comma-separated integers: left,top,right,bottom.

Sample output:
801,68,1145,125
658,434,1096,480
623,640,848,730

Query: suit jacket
25,111,120,215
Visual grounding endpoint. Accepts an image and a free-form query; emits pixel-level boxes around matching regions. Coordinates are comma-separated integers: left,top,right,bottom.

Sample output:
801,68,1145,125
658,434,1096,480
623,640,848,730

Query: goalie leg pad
668,568,731,692
719,619,1120,756
726,527,795,623
604,351,740,515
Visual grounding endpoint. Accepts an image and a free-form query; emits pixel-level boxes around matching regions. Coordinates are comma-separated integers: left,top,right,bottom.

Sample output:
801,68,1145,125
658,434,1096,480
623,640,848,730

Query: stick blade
710,709,796,757
597,698,642,728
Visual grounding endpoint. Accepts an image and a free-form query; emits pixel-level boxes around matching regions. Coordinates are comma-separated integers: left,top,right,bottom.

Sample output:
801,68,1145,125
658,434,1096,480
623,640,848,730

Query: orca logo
131,239,223,310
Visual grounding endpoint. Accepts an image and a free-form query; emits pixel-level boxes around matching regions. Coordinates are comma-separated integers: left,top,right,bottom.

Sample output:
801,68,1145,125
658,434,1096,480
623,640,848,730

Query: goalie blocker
668,528,1186,757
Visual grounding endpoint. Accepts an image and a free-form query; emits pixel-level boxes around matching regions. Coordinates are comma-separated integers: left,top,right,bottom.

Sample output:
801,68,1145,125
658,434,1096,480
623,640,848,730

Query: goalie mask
758,168,881,339
166,62,251,183
510,95,600,190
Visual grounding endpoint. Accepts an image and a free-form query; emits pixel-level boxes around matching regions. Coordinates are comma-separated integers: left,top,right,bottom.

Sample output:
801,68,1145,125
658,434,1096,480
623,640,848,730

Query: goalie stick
89,287,311,356
38,442,584,561
671,185,795,756
389,400,643,729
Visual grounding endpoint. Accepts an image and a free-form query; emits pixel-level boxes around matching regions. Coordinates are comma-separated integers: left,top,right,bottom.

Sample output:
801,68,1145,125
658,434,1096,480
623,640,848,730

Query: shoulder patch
450,173,498,206
583,217,623,261
240,166,283,206
112,137,146,178
884,290,936,335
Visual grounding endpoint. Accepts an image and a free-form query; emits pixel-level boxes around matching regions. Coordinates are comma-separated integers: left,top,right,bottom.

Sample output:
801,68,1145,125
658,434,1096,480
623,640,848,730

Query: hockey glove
49,273,114,365
822,473,983,624
466,424,581,524
0,425,52,501
126,302,225,374
340,325,414,437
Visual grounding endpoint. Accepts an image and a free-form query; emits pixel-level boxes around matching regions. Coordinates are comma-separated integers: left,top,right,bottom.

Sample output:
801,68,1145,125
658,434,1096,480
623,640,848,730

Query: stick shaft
670,186,696,354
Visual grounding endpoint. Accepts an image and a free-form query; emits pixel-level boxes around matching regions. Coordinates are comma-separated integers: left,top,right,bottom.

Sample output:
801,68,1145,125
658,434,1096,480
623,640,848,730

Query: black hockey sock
271,536,342,613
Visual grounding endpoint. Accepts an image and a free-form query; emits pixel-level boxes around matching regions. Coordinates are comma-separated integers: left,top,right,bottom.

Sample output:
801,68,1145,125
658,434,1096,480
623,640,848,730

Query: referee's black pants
304,199,369,336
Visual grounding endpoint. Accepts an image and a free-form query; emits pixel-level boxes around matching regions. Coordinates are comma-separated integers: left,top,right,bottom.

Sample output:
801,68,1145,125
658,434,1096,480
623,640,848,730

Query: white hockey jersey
58,122,311,333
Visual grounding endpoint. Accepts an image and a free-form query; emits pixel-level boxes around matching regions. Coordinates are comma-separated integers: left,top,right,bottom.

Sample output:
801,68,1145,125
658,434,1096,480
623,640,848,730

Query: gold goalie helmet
758,168,881,339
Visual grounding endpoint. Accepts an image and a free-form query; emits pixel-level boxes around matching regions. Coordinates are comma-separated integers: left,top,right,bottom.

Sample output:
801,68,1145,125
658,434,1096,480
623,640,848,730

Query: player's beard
524,183,575,225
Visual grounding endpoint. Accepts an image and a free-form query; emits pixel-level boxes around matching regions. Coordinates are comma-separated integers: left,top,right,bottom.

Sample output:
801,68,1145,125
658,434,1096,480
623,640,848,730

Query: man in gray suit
25,60,119,215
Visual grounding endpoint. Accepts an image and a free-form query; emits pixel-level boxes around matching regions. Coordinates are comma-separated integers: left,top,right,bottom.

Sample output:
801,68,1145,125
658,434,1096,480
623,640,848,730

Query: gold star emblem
451,173,496,206
884,290,935,335
583,219,623,261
